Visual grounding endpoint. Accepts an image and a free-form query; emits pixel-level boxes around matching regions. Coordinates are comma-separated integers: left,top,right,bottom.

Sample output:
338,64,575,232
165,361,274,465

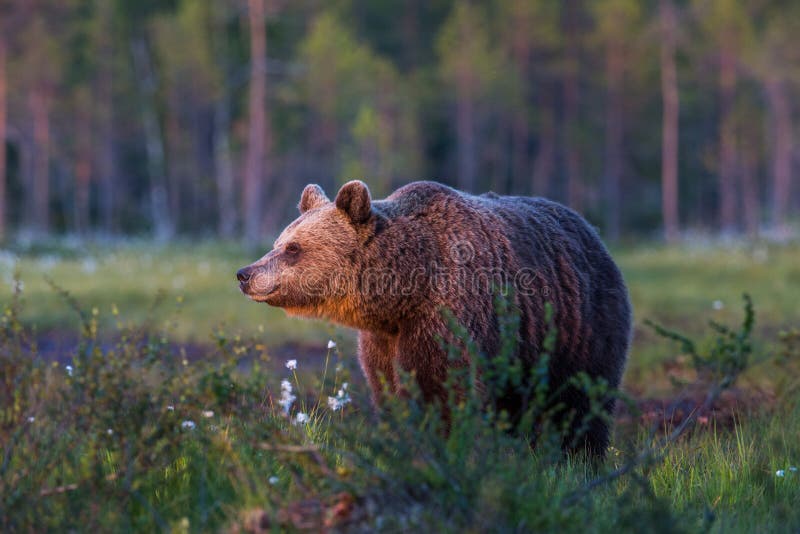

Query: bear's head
237,180,373,324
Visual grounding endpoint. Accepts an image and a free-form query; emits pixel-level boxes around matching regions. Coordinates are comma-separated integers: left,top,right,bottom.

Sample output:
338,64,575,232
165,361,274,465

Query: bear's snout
236,267,253,283
236,261,282,302
236,265,258,294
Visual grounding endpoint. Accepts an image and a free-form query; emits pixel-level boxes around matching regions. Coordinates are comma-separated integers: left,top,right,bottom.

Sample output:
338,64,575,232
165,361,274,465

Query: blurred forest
0,0,799,241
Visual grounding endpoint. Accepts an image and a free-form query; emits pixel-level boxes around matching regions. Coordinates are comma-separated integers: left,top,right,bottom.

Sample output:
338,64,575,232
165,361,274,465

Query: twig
39,472,119,498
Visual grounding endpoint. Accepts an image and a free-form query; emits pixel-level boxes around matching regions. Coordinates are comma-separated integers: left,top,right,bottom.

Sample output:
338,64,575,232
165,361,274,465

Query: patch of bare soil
616,386,777,435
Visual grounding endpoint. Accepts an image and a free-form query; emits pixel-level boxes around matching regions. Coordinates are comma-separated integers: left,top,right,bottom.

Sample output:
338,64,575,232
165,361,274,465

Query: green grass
1,239,799,532
0,239,341,346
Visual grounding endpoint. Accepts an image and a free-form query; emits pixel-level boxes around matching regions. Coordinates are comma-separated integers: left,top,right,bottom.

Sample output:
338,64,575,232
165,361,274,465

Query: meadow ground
1,238,799,532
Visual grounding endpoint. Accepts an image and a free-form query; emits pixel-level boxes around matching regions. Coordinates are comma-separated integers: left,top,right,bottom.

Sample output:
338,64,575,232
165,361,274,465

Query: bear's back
375,181,463,219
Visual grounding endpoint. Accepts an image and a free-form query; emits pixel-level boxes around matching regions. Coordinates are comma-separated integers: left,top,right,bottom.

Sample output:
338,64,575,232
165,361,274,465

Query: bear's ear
299,184,329,214
335,180,372,224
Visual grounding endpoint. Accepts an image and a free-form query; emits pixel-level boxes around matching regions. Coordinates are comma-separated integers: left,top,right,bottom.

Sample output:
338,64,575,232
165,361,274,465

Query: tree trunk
740,145,759,238
718,39,738,234
563,0,582,211
131,35,174,241
765,78,792,232
212,4,236,238
244,0,269,242
603,43,624,241
531,92,556,197
96,75,115,234
659,0,680,242
511,114,528,195
456,75,477,192
74,113,92,235
96,0,115,234
510,0,531,195
214,97,236,238
0,39,6,239
401,0,420,69
165,99,182,232
29,87,51,233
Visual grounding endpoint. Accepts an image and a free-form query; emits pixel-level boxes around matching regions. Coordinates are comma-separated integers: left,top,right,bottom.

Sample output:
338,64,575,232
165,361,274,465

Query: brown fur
237,180,632,456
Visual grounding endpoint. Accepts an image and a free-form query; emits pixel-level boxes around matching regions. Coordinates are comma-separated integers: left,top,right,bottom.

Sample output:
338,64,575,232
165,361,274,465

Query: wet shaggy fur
237,180,632,456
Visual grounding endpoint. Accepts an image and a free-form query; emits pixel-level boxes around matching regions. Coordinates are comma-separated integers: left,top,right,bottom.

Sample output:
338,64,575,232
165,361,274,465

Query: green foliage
297,10,421,194
645,294,754,387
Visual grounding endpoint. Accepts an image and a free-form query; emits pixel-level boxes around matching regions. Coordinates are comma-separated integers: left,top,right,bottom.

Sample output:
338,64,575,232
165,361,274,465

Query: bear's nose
236,267,252,283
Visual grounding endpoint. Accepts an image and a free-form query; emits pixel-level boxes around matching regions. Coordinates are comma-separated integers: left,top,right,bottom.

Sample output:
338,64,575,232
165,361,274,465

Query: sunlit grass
0,239,341,345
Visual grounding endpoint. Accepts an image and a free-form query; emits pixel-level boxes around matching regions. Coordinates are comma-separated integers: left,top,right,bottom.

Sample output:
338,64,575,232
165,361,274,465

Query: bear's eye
284,242,301,255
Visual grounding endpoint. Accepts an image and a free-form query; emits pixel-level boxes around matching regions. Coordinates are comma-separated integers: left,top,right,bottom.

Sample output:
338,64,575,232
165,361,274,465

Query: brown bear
237,180,632,456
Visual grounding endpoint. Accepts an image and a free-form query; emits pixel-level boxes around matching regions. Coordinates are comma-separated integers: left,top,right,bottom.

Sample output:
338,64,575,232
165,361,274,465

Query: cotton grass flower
268,476,279,485
107,428,114,436
327,340,337,349
294,412,309,425
167,405,175,411
285,359,297,370
278,379,296,415
202,410,215,418
27,416,35,423
776,470,786,477
328,382,351,412
65,365,74,377
181,420,196,430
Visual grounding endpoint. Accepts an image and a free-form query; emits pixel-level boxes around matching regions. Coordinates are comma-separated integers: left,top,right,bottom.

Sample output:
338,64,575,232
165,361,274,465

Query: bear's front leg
357,332,399,405
395,319,454,406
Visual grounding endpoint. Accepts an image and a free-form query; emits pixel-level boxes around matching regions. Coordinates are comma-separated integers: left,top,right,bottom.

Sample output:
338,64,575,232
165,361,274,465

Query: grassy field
1,239,799,532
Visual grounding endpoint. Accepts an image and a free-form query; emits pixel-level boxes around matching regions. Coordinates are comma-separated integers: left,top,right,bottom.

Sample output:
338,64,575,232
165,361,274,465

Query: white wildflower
285,359,297,371
294,412,309,425
202,410,215,418
167,405,175,411
268,476,279,485
181,420,196,430
790,466,798,473
327,340,337,349
278,379,296,415
65,365,74,377
776,470,785,477
712,300,724,311
27,416,35,423
328,383,351,412
107,428,114,436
